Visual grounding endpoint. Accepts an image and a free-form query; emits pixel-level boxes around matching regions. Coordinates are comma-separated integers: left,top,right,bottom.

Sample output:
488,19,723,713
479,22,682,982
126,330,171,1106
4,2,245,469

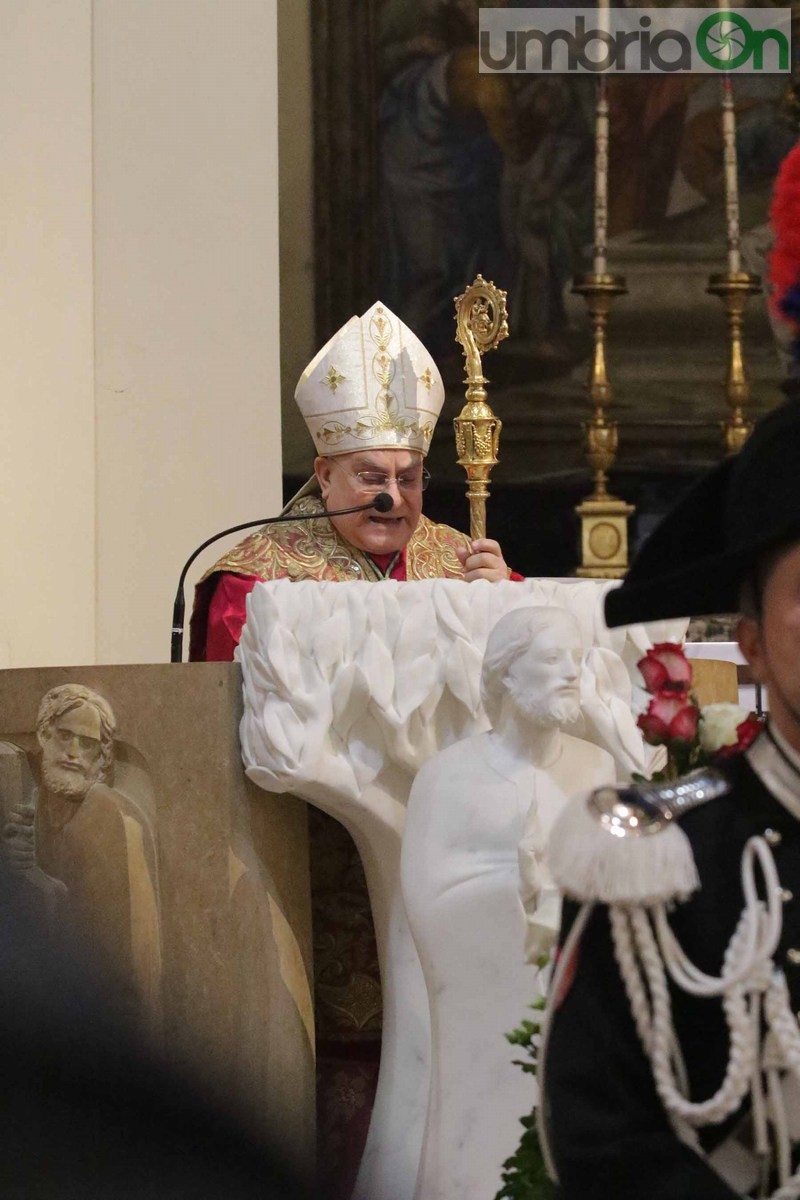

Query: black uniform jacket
545,751,800,1200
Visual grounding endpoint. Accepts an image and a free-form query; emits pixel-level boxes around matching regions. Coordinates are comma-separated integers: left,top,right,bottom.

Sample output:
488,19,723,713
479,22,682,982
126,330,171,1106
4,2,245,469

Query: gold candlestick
707,270,762,455
573,271,634,579
453,275,508,541
708,70,762,455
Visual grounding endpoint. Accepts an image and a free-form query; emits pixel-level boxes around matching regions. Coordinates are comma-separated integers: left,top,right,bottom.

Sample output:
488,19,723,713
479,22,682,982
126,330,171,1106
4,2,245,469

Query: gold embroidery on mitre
318,422,352,448
372,351,395,398
323,366,346,392
320,392,432,449
295,301,445,456
369,307,392,351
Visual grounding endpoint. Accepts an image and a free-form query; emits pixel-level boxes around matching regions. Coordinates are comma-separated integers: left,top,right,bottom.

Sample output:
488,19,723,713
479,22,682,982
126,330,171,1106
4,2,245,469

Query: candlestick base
575,497,635,580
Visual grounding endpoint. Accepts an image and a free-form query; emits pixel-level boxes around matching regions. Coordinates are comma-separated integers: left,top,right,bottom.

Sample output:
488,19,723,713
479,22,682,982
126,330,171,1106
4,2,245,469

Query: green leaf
495,1005,557,1200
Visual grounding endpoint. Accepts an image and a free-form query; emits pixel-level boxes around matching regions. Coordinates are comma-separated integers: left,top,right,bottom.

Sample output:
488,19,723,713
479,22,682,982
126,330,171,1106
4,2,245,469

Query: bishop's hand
456,538,510,582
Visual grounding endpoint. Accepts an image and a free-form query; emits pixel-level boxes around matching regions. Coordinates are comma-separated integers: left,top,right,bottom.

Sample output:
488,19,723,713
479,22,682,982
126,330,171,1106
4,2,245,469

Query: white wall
0,0,95,668
93,0,282,664
0,0,282,668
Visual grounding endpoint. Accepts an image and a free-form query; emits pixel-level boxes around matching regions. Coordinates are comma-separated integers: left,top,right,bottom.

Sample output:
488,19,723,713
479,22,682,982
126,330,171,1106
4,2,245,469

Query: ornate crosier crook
453,275,508,541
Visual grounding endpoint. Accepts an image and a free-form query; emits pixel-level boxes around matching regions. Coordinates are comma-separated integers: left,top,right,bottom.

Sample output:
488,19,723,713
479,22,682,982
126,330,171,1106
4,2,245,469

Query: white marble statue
400,607,615,1200
239,577,685,1200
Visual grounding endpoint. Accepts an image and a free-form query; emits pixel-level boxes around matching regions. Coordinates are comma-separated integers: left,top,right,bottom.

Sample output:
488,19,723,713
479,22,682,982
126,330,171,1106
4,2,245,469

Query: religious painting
312,0,797,484
376,0,595,377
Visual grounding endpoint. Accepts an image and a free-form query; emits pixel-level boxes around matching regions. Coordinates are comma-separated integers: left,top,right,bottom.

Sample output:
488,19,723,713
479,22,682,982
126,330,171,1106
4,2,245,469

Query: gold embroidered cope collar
201,488,471,585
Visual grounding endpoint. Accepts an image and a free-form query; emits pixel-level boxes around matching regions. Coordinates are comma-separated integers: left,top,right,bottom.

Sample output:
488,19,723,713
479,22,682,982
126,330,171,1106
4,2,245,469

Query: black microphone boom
170,493,394,662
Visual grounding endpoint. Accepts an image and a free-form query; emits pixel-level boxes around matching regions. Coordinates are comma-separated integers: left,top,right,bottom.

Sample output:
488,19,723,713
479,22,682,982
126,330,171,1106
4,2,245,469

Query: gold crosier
453,275,508,541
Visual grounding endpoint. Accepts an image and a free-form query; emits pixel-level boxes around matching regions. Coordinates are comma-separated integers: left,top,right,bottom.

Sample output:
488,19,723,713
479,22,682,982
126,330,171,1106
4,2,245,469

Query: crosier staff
453,274,508,541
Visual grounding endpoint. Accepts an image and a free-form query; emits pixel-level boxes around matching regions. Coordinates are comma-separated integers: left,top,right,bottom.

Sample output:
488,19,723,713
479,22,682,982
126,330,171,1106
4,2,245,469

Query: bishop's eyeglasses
333,463,431,494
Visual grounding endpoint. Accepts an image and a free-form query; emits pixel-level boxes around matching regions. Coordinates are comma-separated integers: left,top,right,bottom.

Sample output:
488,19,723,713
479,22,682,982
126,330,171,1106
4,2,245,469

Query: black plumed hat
604,400,800,628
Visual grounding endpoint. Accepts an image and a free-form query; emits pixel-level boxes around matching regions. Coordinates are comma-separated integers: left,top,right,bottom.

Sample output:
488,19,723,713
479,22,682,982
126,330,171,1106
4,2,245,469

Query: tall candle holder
573,271,634,579
453,275,508,541
573,68,633,580
707,270,762,455
708,75,762,455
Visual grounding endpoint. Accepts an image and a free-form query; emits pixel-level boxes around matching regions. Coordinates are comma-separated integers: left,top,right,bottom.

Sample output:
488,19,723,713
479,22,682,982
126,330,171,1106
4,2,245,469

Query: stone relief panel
0,664,315,1177
0,684,163,1029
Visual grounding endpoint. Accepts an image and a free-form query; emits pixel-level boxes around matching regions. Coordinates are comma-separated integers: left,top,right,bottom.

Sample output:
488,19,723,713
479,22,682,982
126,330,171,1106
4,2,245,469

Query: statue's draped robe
189,488,480,1197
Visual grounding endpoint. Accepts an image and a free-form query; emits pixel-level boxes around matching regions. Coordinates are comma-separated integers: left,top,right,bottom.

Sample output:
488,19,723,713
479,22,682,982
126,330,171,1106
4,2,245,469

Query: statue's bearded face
39,702,105,802
504,624,581,729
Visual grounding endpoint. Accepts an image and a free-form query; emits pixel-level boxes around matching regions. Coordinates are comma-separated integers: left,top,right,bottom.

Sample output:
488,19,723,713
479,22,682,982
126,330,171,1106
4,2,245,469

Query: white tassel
548,792,700,907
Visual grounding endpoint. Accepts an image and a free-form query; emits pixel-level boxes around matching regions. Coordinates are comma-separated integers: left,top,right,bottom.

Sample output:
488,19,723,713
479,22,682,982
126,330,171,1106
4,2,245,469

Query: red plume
769,142,800,324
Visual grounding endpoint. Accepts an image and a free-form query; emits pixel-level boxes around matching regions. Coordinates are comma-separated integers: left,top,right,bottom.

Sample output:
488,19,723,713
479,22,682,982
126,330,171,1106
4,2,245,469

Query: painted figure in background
606,74,794,239
0,685,162,1026
501,74,594,362
377,0,594,370
378,0,513,360
400,605,615,1200
375,0,792,381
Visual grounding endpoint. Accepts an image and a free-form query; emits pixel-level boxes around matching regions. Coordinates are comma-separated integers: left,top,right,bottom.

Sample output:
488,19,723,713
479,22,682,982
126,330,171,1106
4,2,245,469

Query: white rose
698,702,749,754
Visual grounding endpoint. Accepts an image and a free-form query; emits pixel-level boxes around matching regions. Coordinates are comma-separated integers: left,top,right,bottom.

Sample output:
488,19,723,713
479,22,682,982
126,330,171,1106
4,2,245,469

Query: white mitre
295,301,445,457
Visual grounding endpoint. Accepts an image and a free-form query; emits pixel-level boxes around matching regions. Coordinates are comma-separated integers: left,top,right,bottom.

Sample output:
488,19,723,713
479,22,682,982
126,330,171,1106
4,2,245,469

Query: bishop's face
39,702,105,802
314,448,426,557
504,622,581,728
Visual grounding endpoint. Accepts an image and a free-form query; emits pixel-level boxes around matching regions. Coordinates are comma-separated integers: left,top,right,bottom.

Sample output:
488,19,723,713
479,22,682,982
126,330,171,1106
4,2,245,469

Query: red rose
637,643,692,695
638,691,700,746
716,713,766,760
736,715,765,750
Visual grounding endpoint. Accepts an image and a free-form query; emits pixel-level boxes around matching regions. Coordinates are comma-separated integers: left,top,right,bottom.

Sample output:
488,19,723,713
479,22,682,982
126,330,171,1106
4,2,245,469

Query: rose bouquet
636,643,764,779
